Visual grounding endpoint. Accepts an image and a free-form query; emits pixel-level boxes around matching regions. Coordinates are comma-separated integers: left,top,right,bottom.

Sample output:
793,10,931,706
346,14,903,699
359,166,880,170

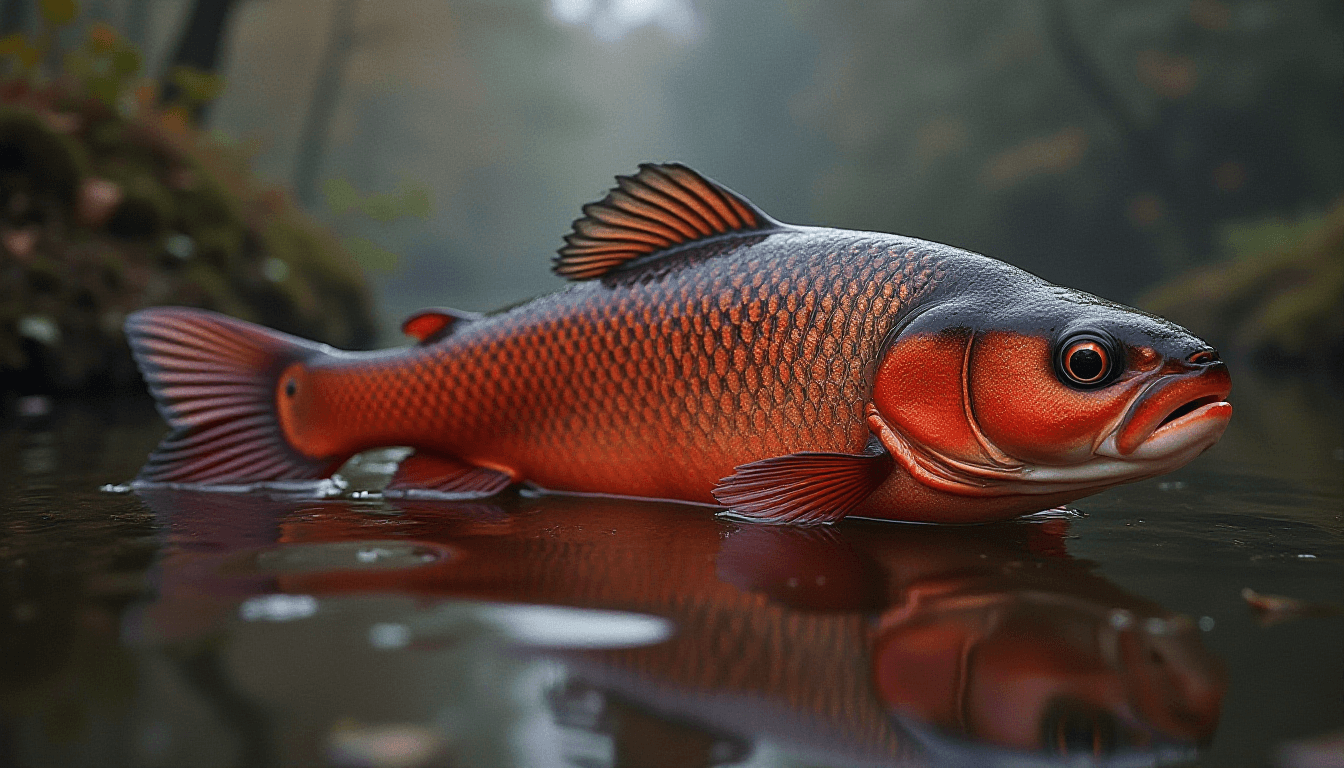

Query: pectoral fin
385,452,513,499
712,439,893,526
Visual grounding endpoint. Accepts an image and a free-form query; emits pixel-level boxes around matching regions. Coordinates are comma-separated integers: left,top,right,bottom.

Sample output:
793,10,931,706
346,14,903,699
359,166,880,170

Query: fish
124,162,1232,524
132,490,1226,763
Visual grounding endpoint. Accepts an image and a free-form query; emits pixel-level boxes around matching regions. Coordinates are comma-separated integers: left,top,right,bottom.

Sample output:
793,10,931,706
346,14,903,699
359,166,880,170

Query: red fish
125,163,1232,523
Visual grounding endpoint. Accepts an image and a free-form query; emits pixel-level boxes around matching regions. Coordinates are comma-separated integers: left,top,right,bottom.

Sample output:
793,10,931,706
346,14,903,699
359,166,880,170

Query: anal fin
385,452,513,499
712,441,893,526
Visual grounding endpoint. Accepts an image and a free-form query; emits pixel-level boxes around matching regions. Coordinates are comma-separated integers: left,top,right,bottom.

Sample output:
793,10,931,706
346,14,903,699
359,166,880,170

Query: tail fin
125,307,342,485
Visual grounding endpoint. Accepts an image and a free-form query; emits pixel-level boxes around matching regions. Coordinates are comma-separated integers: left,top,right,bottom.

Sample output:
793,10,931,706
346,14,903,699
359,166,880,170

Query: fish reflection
135,490,1224,766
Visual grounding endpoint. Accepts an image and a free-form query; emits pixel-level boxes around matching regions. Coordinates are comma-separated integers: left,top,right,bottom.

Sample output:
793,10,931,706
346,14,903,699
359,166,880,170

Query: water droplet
1199,616,1215,632
239,594,318,622
164,233,195,260
263,257,290,282
16,395,51,418
1109,609,1134,629
1144,617,1174,636
356,547,394,564
18,316,60,346
369,622,411,650
1297,553,1317,559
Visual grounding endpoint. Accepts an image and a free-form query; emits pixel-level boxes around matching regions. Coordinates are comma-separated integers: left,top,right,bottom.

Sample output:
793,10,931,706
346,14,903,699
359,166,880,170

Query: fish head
870,279,1231,505
873,591,1226,759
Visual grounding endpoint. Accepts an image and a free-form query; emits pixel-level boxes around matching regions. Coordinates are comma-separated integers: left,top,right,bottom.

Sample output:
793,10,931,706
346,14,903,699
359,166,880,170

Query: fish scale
300,234,940,503
124,162,1231,524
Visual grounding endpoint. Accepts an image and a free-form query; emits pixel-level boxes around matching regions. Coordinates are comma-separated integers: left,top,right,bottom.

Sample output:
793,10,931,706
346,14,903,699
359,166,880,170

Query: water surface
0,369,1339,768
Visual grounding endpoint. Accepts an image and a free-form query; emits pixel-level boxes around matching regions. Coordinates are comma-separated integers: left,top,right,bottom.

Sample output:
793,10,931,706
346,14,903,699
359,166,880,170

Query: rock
0,85,379,395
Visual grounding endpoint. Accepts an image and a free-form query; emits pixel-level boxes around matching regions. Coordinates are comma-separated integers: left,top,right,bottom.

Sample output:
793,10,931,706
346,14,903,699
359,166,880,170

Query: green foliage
63,24,143,107
0,5,379,391
166,65,225,111
1142,202,1344,361
39,0,78,27
321,177,433,272
1219,213,1328,262
323,178,432,223
341,236,402,273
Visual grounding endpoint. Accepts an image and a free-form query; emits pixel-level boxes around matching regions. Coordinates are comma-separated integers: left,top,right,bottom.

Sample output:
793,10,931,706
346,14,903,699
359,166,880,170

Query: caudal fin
125,308,341,485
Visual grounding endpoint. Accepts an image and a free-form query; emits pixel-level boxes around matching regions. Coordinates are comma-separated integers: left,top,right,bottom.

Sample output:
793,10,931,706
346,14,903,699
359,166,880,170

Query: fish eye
1054,331,1121,389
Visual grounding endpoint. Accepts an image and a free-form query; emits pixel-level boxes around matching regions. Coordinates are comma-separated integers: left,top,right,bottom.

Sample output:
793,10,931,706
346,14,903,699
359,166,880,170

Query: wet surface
0,370,1340,768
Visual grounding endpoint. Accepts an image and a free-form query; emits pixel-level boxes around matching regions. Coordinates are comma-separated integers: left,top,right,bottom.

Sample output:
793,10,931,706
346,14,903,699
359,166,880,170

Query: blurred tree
293,0,357,208
122,0,151,49
0,0,28,36
159,0,240,122
789,0,1344,301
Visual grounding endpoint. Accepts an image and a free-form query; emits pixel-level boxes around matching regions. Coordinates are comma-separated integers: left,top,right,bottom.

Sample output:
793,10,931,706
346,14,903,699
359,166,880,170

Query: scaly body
292,231,944,502
126,163,1232,524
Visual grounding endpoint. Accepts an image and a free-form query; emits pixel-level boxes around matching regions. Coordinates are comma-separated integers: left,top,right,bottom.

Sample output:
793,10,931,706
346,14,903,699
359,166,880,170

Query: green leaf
40,0,78,27
342,236,401,272
111,49,141,77
322,178,360,216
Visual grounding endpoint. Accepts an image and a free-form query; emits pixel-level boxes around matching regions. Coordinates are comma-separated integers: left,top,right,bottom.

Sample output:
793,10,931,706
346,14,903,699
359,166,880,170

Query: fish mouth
870,363,1232,500
1100,365,1232,461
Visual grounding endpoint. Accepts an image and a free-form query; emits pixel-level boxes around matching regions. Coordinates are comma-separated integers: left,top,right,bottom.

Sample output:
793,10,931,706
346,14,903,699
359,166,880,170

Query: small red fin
401,307,481,344
713,445,893,526
125,308,339,485
385,452,513,499
554,162,779,281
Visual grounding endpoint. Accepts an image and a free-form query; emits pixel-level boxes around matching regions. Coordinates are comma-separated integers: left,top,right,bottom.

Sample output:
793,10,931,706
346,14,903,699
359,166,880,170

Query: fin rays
713,448,894,526
554,162,778,280
125,308,337,485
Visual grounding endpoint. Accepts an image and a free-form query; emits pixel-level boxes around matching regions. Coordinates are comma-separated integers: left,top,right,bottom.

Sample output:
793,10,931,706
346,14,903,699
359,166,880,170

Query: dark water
0,370,1340,768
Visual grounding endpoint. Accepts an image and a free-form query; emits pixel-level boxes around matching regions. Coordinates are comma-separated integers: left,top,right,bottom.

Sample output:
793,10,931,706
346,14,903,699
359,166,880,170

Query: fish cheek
969,333,1131,465
871,330,985,465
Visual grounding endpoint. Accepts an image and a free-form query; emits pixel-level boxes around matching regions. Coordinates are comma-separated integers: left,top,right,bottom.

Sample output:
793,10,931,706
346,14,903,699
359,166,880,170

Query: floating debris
1242,588,1344,627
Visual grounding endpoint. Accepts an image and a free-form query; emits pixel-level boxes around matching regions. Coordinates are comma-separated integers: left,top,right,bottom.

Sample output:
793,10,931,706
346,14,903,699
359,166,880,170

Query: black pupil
285,379,297,397
1070,348,1104,381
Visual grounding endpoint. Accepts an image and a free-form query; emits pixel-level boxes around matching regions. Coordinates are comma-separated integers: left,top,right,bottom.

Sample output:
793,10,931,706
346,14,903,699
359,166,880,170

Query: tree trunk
292,0,359,209
124,0,153,50
0,0,29,36
160,0,241,123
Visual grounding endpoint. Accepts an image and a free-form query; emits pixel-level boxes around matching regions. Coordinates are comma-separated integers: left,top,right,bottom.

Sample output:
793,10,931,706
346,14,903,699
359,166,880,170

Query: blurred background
0,0,1340,394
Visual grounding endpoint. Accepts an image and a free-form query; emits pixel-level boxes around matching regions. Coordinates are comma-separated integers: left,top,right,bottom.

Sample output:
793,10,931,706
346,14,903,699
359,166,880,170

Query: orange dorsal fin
401,307,482,344
554,162,780,281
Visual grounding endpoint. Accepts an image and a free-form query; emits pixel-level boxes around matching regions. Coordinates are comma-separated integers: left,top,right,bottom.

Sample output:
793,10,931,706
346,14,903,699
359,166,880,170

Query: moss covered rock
0,81,378,395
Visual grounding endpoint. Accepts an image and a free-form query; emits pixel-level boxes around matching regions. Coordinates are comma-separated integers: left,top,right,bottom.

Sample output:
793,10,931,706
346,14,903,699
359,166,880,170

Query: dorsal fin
554,162,780,281
401,307,481,344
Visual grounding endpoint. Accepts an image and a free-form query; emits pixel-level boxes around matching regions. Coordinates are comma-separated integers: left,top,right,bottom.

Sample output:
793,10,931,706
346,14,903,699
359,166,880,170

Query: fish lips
1101,364,1232,460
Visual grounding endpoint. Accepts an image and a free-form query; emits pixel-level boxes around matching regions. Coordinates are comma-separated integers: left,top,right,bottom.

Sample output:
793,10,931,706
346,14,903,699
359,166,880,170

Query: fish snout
1110,363,1232,458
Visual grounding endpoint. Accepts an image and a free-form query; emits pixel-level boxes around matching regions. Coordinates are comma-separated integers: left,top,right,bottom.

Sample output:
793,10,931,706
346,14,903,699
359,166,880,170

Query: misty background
6,0,1343,342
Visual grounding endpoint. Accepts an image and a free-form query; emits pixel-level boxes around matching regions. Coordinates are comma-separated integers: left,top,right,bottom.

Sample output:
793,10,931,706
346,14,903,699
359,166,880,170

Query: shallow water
0,368,1340,768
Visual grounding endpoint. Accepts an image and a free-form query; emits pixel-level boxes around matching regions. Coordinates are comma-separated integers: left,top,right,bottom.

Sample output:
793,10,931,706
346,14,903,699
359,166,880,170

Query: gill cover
870,306,1152,496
